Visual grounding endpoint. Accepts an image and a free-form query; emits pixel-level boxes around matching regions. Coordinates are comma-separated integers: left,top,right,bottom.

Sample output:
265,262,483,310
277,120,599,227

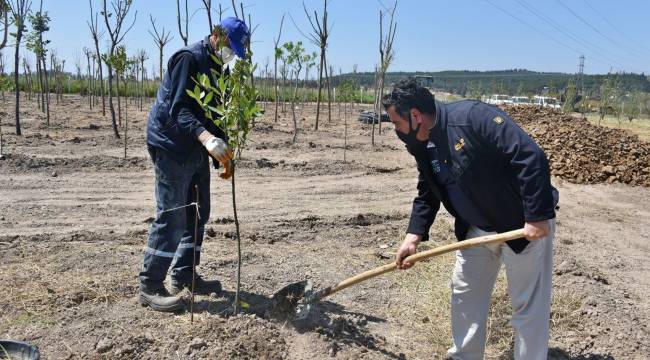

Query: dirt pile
504,105,650,187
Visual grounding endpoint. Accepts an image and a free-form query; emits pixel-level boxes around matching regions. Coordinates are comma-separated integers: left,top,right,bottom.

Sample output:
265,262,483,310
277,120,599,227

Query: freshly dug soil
506,105,650,187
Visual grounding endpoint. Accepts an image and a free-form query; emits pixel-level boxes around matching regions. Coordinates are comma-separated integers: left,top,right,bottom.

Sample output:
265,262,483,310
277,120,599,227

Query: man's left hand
523,220,549,241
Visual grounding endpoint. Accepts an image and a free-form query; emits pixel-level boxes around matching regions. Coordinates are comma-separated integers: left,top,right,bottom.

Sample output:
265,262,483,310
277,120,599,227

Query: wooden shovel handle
318,229,525,300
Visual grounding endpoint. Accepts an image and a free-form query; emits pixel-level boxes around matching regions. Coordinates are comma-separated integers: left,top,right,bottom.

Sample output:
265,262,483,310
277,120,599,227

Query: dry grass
574,112,650,142
0,246,134,330
389,220,583,358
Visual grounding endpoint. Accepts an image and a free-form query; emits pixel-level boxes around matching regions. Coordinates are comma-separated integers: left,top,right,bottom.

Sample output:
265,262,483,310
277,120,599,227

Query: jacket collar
428,100,452,163
428,100,449,152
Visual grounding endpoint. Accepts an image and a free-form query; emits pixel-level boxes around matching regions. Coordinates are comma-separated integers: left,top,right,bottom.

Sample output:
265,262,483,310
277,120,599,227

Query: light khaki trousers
447,220,555,360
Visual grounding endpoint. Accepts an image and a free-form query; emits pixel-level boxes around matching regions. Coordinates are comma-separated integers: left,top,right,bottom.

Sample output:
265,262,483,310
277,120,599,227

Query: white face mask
216,46,235,64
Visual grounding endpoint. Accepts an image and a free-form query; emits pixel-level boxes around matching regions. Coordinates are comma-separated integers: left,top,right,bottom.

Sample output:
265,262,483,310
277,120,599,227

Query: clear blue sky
3,0,649,77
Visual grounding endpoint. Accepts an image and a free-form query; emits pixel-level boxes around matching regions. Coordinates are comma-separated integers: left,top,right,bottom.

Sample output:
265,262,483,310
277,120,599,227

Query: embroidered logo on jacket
430,160,441,173
454,138,465,151
493,116,504,124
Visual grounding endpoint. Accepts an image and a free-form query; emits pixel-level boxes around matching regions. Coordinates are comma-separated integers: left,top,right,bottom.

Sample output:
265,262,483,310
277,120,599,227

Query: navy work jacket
146,37,227,165
405,100,559,253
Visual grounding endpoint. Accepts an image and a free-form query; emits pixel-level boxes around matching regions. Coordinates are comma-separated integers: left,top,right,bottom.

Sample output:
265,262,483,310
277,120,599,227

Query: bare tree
148,14,172,81
0,51,6,102
282,41,306,143
201,0,213,32
136,49,147,110
26,0,50,122
272,14,284,123
175,0,188,46
102,0,137,139
373,1,397,146
0,0,8,50
302,0,331,130
0,0,8,156
262,56,269,109
83,47,93,109
8,0,32,135
88,0,106,116
21,57,31,99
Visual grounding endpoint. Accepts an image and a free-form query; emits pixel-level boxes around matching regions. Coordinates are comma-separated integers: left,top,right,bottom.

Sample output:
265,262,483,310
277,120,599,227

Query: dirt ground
1,94,649,359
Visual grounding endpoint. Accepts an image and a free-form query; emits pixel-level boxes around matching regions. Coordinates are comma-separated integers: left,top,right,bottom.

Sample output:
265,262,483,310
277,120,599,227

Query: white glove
202,136,231,163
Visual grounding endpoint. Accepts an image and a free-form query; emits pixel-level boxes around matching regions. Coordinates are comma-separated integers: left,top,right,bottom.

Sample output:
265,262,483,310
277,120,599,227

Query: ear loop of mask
407,111,422,139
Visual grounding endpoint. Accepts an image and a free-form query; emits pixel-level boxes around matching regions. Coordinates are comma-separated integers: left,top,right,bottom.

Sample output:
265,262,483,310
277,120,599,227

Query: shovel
272,228,525,320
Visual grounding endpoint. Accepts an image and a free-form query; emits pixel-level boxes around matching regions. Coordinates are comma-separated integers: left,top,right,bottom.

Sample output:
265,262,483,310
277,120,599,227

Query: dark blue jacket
405,100,559,253
146,37,227,165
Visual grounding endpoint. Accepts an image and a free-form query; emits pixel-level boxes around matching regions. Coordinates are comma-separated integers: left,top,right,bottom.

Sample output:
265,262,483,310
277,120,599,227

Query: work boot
170,275,222,296
139,285,184,312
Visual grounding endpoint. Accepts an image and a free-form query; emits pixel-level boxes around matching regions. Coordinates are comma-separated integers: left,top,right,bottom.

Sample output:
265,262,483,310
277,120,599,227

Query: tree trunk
315,49,324,130
93,41,106,116
273,56,279,122
36,56,44,112
291,69,300,143
158,48,163,81
124,78,128,158
42,56,50,125
116,71,122,127
107,63,120,138
231,162,242,315
14,34,21,135
87,55,92,110
23,61,32,100
344,101,347,163
140,61,145,111
378,76,386,135
324,56,332,124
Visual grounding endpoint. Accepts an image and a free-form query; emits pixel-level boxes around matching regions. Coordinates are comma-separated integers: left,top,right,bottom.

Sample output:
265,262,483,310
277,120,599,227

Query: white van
511,96,532,106
486,94,512,105
533,96,561,109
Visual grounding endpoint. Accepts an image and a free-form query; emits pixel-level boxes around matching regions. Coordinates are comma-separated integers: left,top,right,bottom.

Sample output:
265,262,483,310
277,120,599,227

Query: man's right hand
202,135,233,165
396,233,422,270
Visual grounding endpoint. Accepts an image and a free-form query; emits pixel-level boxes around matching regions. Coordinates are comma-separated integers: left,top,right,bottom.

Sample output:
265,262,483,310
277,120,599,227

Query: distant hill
331,69,650,97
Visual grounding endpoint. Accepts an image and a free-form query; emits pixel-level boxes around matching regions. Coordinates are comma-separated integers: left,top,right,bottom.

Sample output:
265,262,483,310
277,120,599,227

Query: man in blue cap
138,17,250,312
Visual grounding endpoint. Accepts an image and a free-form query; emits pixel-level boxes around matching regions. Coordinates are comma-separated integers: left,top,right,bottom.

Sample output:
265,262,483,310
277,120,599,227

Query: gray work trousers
447,220,556,360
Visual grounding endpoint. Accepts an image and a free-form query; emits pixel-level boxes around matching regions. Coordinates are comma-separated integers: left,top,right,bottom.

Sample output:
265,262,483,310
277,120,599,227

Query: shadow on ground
189,289,405,359
497,346,616,359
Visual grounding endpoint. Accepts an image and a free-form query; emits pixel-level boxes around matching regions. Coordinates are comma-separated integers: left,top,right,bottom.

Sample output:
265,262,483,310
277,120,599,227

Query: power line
513,0,626,68
581,0,650,55
484,0,614,69
555,0,645,60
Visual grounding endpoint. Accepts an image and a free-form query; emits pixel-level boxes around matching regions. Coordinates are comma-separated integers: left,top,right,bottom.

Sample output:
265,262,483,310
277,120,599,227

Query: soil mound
505,106,650,186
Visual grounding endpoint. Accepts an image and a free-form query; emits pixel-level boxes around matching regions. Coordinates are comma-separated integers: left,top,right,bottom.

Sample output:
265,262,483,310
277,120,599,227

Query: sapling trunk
231,160,242,314
191,184,199,323
123,82,128,158
344,101,347,163
0,112,4,158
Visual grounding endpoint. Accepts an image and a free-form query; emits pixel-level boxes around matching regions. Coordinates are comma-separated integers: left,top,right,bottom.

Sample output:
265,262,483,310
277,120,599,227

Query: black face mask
396,113,427,154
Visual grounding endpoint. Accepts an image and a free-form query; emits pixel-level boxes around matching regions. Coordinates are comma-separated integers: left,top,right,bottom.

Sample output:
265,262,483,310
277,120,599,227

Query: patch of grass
11,312,53,328
389,220,584,358
576,112,650,142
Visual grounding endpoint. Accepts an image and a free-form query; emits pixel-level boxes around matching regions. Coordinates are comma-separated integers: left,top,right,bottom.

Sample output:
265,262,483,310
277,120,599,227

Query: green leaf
203,91,214,106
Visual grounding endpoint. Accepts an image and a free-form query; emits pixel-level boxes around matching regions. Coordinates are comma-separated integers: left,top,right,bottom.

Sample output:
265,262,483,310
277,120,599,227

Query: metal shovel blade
271,280,313,318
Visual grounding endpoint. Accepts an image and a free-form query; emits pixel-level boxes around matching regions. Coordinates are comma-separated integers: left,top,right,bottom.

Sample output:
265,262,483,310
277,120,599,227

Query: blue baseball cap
220,17,249,58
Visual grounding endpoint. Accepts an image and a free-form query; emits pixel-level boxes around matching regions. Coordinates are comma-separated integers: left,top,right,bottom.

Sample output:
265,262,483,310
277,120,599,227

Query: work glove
220,159,233,180
202,136,234,179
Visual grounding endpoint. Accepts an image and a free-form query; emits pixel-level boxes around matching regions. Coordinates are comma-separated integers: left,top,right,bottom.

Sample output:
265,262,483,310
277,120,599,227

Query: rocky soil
1,95,649,359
